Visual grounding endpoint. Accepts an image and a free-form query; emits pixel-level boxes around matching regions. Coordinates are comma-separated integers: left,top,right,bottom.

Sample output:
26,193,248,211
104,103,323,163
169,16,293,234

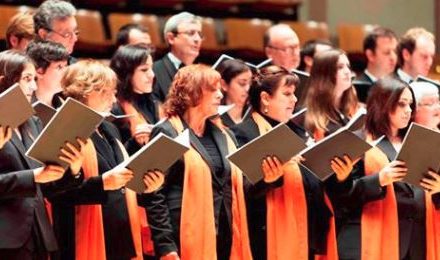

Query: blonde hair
61,59,117,102
6,12,34,48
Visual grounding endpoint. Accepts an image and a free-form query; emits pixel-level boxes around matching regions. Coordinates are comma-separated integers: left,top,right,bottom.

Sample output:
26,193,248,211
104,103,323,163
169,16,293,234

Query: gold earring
264,107,268,114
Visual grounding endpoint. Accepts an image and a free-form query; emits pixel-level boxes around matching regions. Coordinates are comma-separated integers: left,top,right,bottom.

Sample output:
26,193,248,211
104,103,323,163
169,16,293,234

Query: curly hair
61,59,116,103
164,64,221,117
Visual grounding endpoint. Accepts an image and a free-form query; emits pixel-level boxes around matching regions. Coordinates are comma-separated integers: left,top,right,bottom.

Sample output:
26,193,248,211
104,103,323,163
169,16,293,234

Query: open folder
395,123,440,186
227,123,306,184
121,130,190,194
0,83,34,128
32,101,57,127
26,98,104,168
300,127,373,180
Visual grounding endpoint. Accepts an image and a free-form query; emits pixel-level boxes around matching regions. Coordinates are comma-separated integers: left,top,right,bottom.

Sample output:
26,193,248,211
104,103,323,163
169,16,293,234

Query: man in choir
358,27,398,83
298,39,333,73
152,12,203,102
26,40,69,106
264,24,301,71
115,23,153,49
5,12,34,51
33,0,78,64
396,27,435,83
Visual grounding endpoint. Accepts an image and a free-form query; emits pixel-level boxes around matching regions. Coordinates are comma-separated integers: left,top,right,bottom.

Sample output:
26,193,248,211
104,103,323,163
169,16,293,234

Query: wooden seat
0,5,35,39
75,9,112,53
107,12,163,48
282,20,330,45
223,18,272,52
337,23,376,53
201,17,223,51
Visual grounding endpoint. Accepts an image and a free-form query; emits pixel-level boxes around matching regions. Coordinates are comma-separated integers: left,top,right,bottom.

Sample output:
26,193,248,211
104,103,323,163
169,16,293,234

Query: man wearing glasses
33,0,78,65
264,24,301,72
153,12,203,103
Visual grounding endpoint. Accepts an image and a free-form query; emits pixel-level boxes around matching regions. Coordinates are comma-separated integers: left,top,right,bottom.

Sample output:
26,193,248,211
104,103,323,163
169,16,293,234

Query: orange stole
75,139,145,260
168,116,252,260
426,193,440,260
362,141,399,260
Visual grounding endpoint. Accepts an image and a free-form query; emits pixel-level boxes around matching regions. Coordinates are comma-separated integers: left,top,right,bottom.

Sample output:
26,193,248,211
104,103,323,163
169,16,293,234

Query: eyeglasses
419,100,440,107
46,28,79,39
174,30,204,40
267,44,299,53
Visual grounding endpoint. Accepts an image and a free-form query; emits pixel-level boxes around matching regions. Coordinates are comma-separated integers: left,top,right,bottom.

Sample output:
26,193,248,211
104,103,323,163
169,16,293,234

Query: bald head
264,24,300,71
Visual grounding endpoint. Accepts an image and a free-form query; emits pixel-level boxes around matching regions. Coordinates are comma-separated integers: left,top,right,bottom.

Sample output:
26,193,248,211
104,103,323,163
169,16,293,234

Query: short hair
410,81,439,104
163,11,201,40
26,40,69,71
363,27,397,53
34,0,76,35
298,39,333,71
61,59,117,103
115,23,149,48
249,65,299,113
6,12,35,49
365,77,416,139
263,23,293,48
216,59,251,85
110,44,153,101
164,64,221,117
0,50,34,94
397,27,435,67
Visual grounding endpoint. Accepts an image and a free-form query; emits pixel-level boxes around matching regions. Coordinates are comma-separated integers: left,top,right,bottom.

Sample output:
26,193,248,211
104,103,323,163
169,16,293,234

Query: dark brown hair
0,50,33,94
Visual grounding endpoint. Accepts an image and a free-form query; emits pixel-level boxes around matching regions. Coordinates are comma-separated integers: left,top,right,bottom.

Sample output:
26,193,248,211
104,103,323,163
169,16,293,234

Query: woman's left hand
0,125,12,149
261,156,284,183
420,170,440,194
331,155,354,182
143,170,165,193
59,138,86,176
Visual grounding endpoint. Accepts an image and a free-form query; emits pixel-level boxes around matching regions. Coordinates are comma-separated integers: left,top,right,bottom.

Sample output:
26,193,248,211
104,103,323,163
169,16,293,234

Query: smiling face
261,78,297,123
389,87,413,133
131,55,154,94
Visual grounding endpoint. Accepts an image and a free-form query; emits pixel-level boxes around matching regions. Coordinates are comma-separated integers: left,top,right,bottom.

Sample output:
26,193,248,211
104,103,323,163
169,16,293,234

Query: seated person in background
115,23,153,49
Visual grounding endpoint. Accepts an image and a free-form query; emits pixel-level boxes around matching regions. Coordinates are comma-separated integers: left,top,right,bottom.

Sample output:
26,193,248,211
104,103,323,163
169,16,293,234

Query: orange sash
168,116,252,260
426,193,440,260
253,113,337,260
362,139,399,260
75,138,146,259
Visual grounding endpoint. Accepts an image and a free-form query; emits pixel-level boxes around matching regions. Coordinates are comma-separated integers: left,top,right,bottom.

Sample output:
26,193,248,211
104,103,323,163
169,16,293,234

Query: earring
264,107,268,114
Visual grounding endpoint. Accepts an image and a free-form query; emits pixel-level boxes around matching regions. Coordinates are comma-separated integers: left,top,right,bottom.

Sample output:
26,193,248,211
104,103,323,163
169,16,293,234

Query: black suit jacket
145,118,275,257
152,54,178,103
0,117,81,251
230,116,332,259
355,72,375,103
326,136,440,259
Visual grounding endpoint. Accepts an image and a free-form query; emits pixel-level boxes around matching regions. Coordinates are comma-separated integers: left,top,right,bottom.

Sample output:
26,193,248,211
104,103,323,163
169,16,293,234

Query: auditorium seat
282,20,330,45
0,5,35,39
337,23,376,53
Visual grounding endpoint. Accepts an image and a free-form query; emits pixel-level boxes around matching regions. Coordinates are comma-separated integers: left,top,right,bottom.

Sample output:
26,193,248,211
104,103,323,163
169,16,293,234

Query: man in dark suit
395,27,435,84
152,12,203,102
358,27,398,84
264,24,301,72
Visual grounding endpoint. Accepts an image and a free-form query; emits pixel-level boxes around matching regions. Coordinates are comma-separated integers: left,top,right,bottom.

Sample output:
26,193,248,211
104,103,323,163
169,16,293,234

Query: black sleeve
0,170,36,199
432,192,440,209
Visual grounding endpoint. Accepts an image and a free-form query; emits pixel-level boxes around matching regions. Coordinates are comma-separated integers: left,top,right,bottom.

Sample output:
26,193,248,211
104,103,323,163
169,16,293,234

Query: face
334,54,352,96
222,70,252,106
168,21,202,60
84,87,117,113
131,55,154,94
266,28,300,71
262,80,297,123
19,63,37,102
42,16,78,54
415,94,440,129
196,81,223,118
403,36,435,77
369,36,398,76
38,60,68,92
389,87,413,132
128,28,152,46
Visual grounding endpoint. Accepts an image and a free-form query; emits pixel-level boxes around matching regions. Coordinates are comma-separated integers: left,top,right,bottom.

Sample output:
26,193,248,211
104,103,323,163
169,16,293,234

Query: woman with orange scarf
110,44,162,155
325,77,440,259
231,65,337,260
49,60,164,260
145,64,284,260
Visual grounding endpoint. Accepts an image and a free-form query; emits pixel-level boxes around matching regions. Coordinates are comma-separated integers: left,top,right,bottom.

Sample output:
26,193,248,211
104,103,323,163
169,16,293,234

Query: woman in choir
326,76,440,259
304,48,360,140
230,65,338,260
0,50,84,260
110,44,161,154
410,81,440,131
216,59,252,127
49,60,164,260
145,64,284,259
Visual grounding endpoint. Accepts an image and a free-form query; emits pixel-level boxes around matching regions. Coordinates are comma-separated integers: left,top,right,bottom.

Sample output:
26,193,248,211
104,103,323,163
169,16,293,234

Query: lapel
162,55,178,84
210,123,232,179
377,136,397,161
9,119,41,168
